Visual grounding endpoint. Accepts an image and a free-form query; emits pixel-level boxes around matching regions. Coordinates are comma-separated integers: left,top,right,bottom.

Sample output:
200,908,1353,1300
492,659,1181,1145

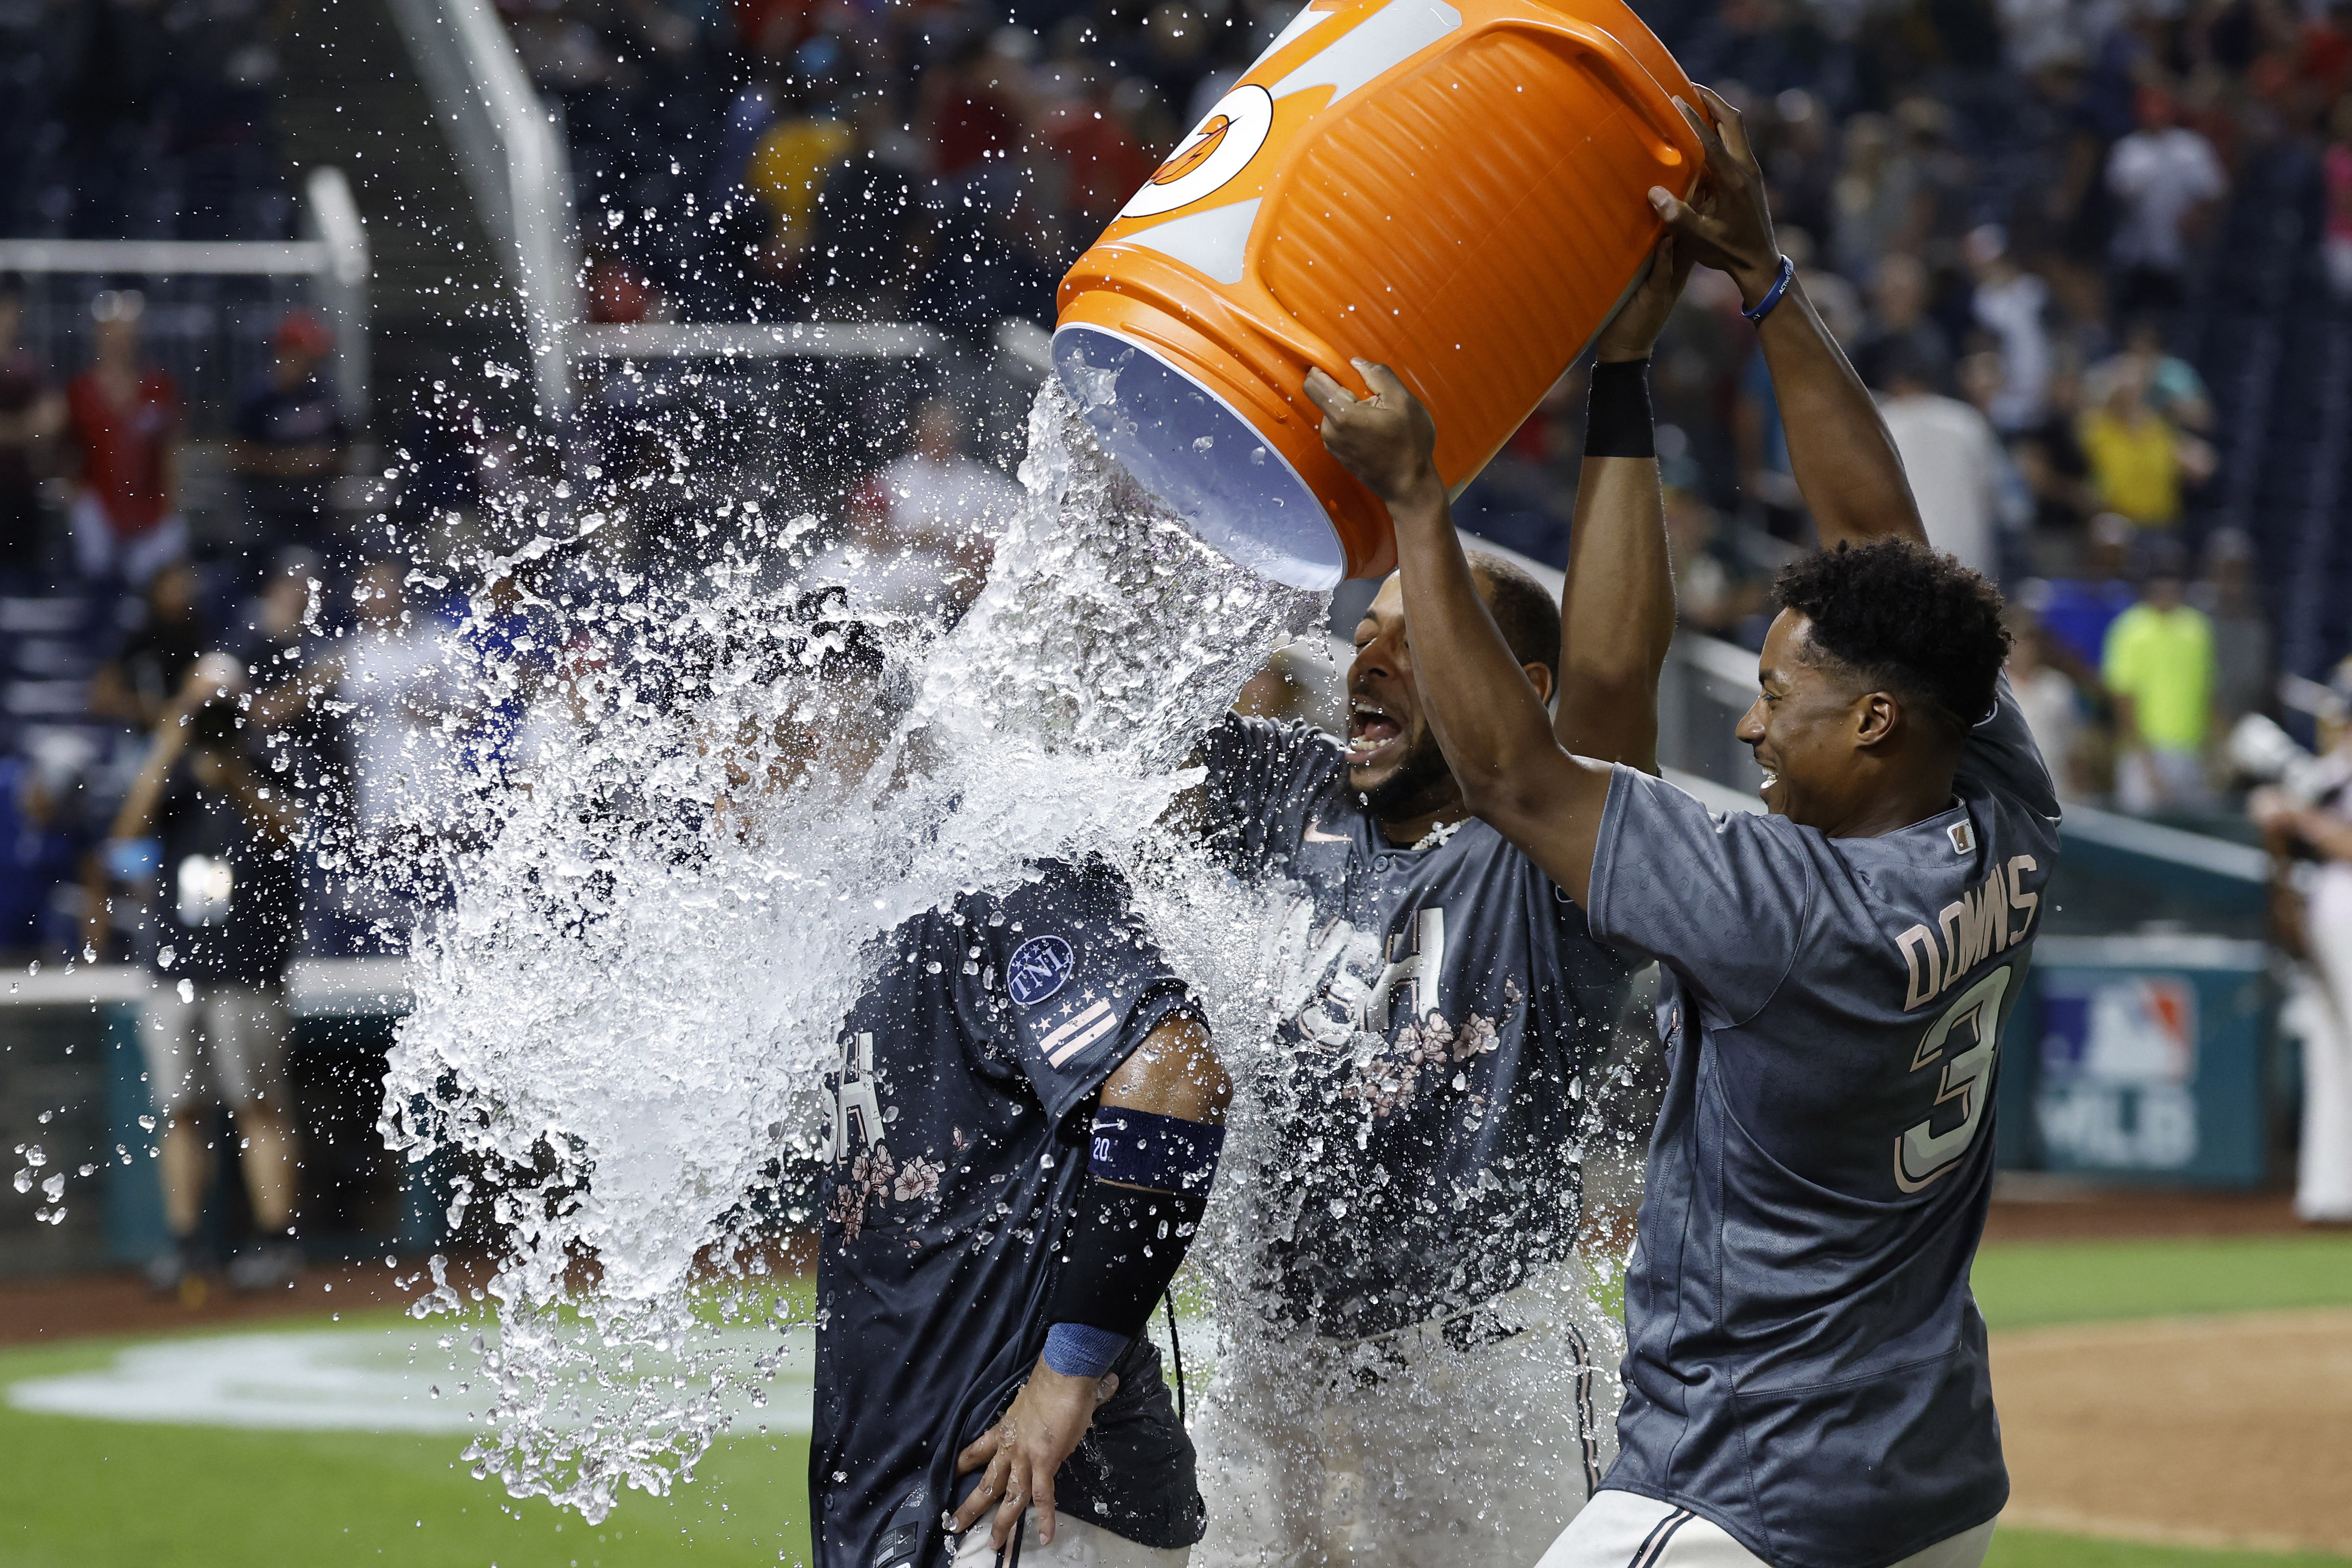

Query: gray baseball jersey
1199,712,1634,1340
1583,679,2058,1568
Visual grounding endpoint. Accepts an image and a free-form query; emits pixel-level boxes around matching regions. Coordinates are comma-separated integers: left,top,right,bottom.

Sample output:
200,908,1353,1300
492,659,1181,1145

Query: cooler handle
1496,16,1708,174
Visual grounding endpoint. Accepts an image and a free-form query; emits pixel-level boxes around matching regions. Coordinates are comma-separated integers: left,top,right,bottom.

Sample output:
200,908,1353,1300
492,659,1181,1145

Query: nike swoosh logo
1303,821,1348,843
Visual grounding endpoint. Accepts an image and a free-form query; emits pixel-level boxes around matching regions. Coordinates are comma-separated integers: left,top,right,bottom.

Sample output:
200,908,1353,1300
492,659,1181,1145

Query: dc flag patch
1007,935,1075,1006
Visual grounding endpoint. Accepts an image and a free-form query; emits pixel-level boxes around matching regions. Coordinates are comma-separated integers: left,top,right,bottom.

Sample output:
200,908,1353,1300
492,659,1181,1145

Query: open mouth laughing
1347,698,1404,771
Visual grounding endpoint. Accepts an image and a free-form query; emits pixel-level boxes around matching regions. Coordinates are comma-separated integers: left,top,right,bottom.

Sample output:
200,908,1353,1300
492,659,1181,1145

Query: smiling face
1735,608,1895,828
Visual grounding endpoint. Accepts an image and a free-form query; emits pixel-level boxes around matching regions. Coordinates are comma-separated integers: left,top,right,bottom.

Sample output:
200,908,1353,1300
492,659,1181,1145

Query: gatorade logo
1151,115,1232,185
1121,84,1275,220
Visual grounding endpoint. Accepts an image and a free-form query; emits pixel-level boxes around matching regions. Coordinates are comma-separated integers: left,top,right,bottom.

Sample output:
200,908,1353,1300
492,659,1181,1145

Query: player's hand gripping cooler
1052,0,1702,588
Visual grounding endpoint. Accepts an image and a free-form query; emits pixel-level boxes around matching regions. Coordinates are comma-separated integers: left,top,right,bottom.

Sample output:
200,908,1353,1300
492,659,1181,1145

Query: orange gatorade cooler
1052,0,1704,588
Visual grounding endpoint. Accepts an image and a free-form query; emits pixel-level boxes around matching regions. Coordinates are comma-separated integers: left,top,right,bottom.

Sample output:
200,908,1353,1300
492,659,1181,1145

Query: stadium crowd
8,0,2352,957
516,0,2348,808
6,0,2352,1256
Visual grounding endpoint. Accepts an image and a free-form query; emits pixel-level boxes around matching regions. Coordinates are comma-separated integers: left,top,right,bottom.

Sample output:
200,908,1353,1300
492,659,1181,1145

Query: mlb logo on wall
2036,975,2199,1171
1007,936,1075,1006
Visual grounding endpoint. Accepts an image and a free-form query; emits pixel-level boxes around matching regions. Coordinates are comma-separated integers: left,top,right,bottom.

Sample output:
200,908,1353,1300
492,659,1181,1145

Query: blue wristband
1741,255,1795,325
1042,1321,1129,1379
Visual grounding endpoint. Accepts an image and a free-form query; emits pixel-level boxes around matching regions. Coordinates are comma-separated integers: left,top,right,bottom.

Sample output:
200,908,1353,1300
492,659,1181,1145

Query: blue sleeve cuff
1042,1321,1129,1379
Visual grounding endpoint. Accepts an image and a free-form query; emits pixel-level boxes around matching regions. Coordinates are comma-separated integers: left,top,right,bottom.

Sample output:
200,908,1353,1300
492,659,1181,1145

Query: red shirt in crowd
736,0,817,54
68,367,181,537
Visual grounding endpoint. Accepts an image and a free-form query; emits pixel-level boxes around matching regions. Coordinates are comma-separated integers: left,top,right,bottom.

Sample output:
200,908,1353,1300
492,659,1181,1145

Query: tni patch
1007,935,1075,1006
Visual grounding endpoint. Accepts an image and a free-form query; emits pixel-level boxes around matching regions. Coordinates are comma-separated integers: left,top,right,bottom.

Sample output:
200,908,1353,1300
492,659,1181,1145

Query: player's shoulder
1956,674,2064,828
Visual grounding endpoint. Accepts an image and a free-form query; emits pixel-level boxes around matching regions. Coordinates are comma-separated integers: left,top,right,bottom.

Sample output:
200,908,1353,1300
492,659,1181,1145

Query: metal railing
0,168,372,432
385,0,579,416
569,322,955,362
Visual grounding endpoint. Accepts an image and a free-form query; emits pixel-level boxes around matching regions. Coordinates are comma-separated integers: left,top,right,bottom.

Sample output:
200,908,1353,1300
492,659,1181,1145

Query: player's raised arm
1650,86,1925,552
1304,366,1615,903
1554,238,1690,773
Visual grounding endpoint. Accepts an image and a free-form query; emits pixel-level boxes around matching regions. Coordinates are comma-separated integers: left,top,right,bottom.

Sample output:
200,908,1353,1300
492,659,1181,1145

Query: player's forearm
110,738,181,839
1556,445,1671,771
1755,279,1925,551
1388,483,1562,800
2294,809,2352,863
1041,1017,1226,1381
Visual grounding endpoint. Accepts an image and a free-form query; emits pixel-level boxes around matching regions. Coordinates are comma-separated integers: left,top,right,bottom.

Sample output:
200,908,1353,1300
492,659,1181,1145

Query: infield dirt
1994,1306,2352,1554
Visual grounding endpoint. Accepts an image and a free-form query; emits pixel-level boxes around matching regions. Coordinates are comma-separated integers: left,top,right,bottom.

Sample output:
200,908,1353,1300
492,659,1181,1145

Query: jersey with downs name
811,857,1206,1568
1197,712,1635,1341
1584,680,2060,1568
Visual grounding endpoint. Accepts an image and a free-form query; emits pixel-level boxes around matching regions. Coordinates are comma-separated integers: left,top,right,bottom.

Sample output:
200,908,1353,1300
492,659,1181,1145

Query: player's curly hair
1773,538,2011,741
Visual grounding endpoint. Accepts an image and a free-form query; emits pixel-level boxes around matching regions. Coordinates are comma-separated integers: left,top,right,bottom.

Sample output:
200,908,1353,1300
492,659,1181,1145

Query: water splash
380,379,1324,1521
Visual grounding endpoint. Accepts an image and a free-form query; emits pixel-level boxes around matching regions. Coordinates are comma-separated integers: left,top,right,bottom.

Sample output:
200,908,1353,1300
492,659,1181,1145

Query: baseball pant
952,1514,1190,1568
139,981,292,1114
1534,1491,1996,1568
1193,1256,1618,1568
2297,864,2352,1221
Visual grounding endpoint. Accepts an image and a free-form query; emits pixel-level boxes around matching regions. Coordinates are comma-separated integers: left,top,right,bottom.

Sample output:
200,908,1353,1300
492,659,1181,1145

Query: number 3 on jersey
1894,966,2013,1193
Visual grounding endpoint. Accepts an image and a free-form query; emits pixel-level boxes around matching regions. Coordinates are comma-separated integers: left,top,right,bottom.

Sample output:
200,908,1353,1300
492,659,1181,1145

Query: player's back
1583,685,2059,1568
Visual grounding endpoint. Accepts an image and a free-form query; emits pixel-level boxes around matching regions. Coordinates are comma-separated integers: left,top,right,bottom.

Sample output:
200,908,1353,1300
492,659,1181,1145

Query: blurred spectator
1829,114,1927,281
804,96,929,318
228,309,350,561
1665,468,1771,642
1040,65,1160,236
1851,253,1952,397
920,29,1035,183
239,549,353,839
810,398,1018,621
89,558,207,733
739,0,820,60
101,655,306,1296
0,742,89,961
1875,340,2019,580
2106,86,2226,319
1965,224,2053,433
2090,317,2215,434
1456,368,1579,566
0,283,65,585
586,247,665,324
66,290,184,587
2006,608,2088,800
2254,741,2352,1224
2031,512,2141,670
745,44,855,276
2079,356,2213,529
335,560,464,848
2010,349,2099,532
2326,93,2352,299
2198,527,2273,732
2104,538,2218,814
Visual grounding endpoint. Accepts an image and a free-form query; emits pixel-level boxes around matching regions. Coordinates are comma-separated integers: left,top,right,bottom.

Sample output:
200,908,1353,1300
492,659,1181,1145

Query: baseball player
1305,87,2051,1568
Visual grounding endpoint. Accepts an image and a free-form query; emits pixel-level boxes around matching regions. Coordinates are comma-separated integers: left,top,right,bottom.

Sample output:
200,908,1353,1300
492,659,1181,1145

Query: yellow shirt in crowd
2102,601,2215,752
747,116,855,250
2080,410,2182,525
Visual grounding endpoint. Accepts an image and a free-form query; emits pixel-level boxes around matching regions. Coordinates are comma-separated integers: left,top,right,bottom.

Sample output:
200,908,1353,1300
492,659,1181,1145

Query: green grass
1988,1529,2352,1568
1970,1233,2352,1331
5,1231,2352,1567
0,1317,811,1568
